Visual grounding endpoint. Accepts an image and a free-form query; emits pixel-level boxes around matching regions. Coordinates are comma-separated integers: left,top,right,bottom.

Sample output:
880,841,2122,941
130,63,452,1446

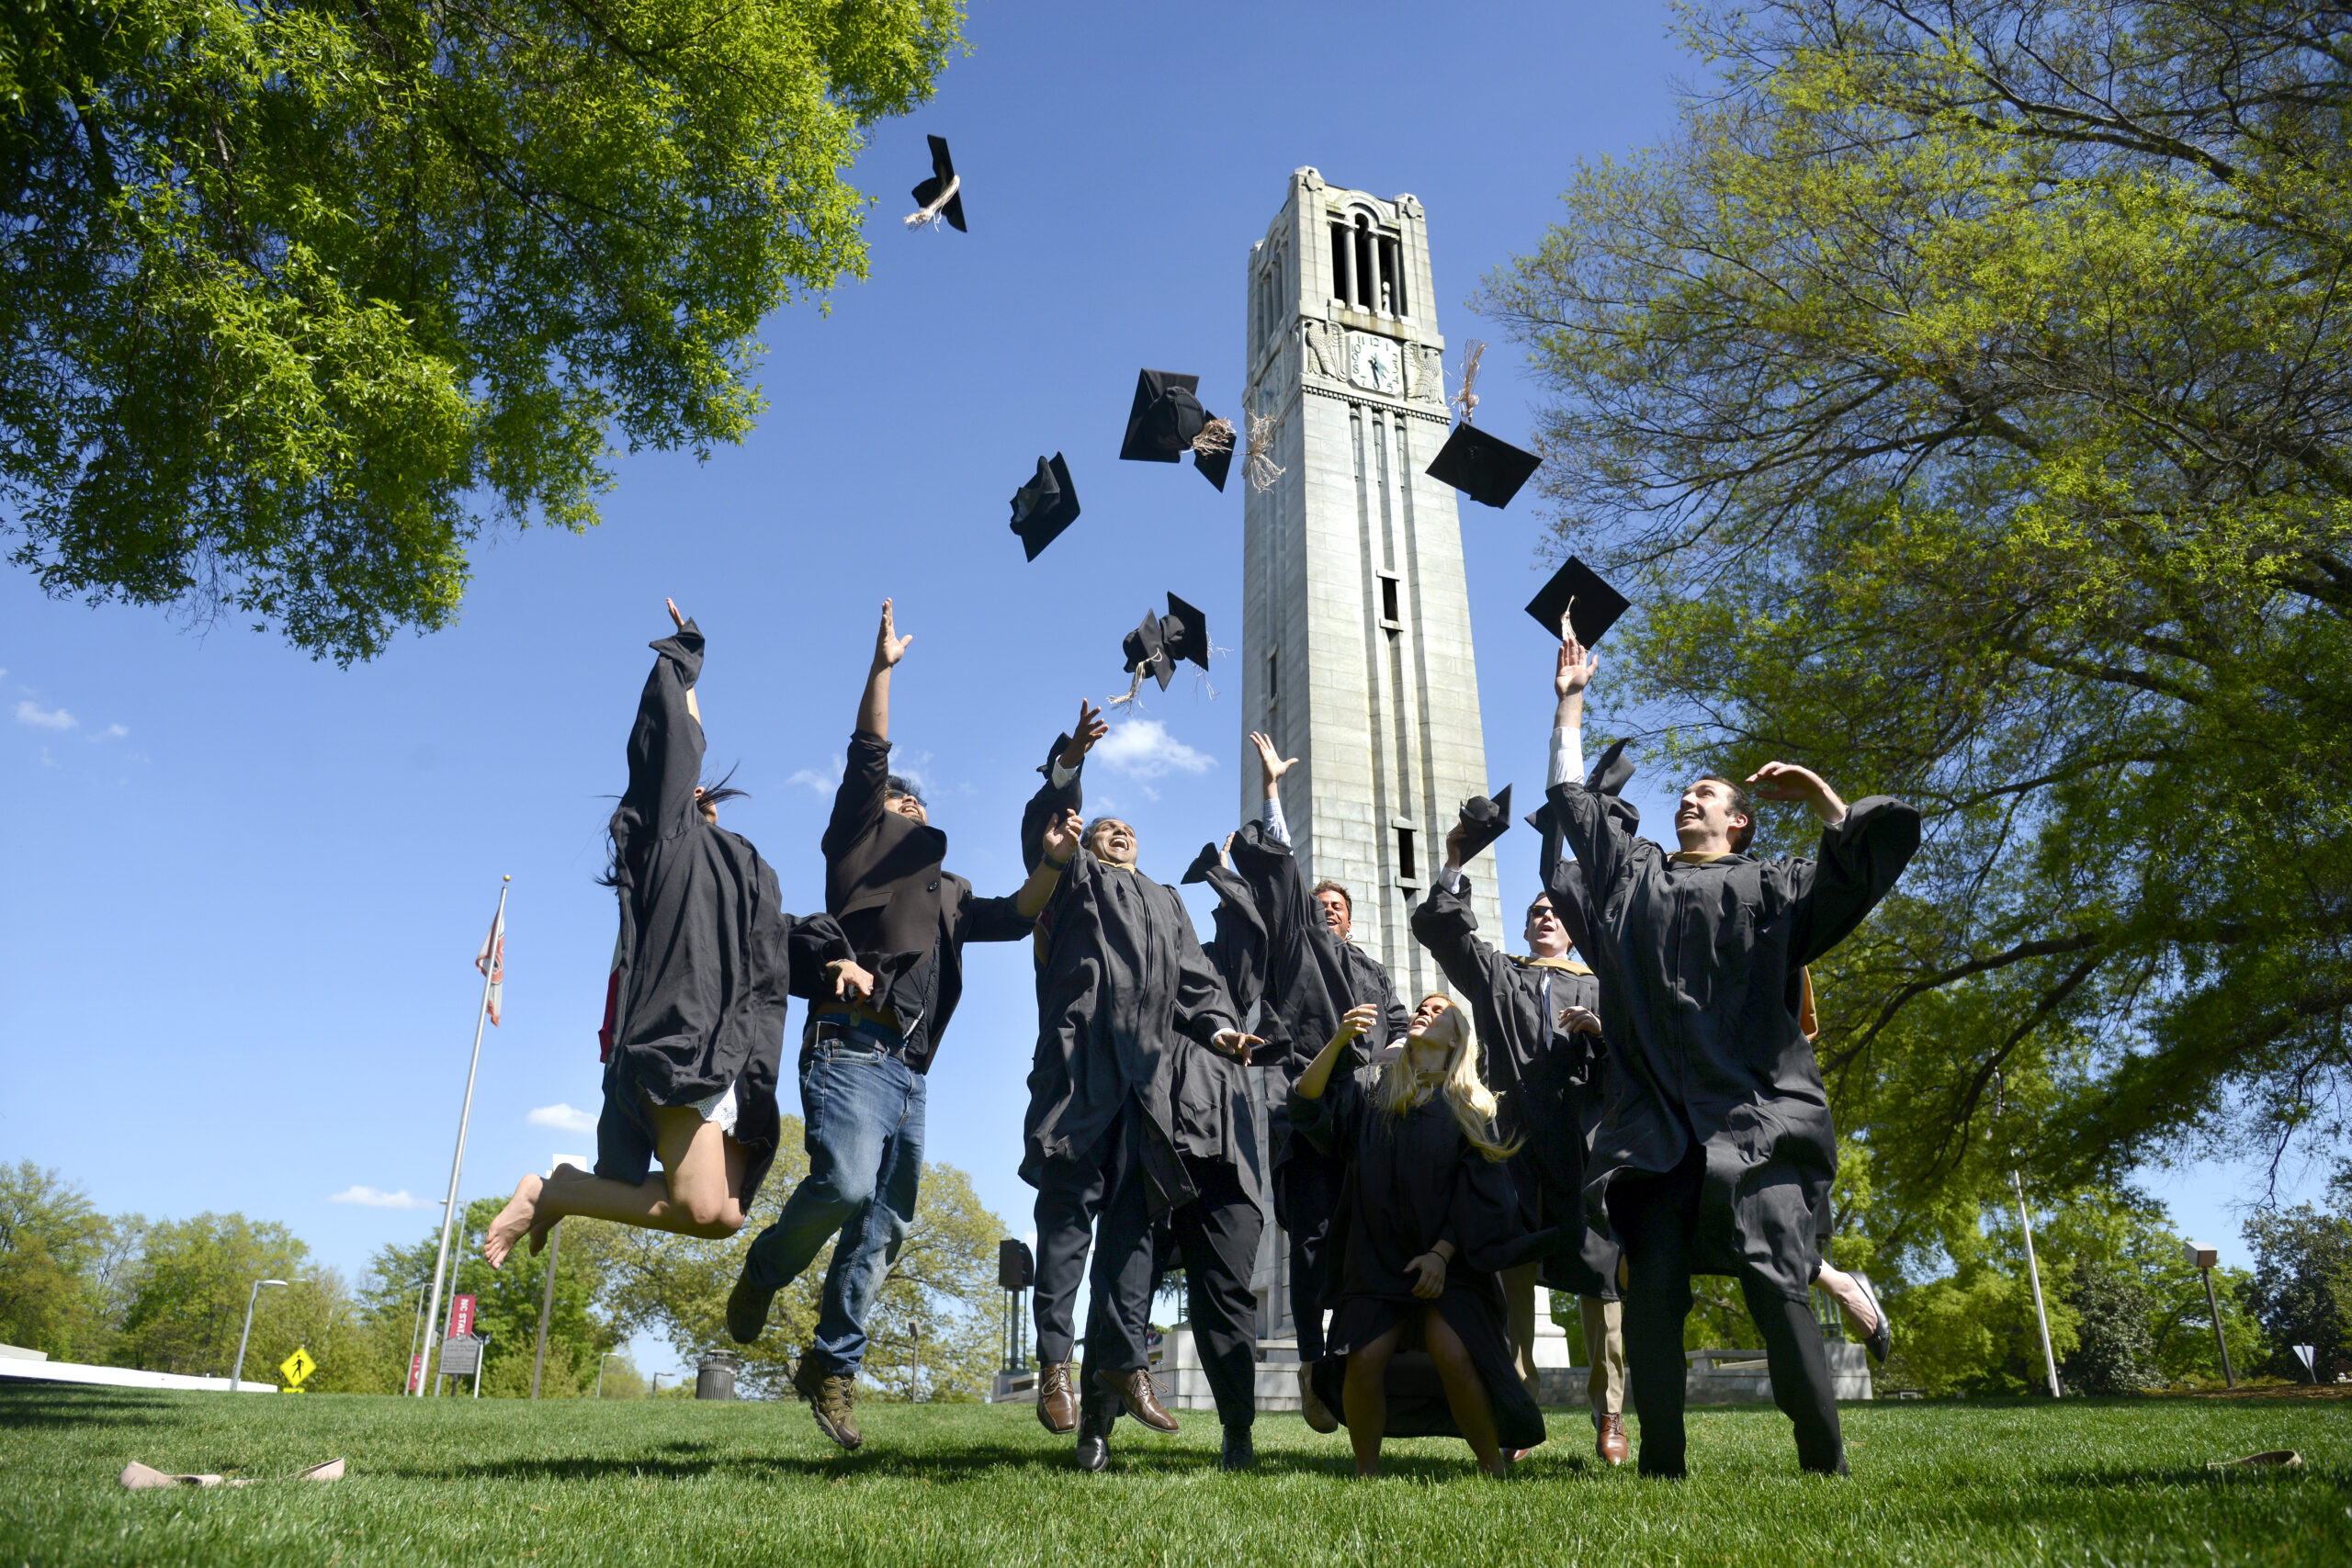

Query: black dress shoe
1851,1271,1893,1364
1074,1404,1111,1472
1220,1425,1255,1472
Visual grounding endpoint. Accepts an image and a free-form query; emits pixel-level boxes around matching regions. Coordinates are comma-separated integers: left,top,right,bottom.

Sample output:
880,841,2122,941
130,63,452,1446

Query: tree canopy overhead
1,0,964,661
1481,0,2352,1249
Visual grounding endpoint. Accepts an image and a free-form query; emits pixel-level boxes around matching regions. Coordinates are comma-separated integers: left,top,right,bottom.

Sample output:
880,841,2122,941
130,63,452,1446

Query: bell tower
1239,169,1503,1001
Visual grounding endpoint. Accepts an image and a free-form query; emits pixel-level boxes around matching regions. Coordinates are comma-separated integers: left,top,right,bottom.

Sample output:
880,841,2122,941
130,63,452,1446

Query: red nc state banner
447,1293,477,1339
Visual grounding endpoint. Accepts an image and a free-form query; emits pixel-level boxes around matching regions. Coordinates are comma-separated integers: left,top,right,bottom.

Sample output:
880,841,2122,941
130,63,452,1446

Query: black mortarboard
1122,610,1172,692
1160,592,1210,673
1455,784,1514,862
1524,556,1631,645
1010,453,1080,559
1426,422,1542,509
909,134,966,232
1120,369,1233,491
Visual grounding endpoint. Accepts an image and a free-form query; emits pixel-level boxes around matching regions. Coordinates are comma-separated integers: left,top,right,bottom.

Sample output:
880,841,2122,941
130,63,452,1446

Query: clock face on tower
1345,332,1402,396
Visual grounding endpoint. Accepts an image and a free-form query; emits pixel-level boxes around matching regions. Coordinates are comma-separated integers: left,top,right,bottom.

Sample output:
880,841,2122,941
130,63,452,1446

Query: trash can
695,1350,739,1401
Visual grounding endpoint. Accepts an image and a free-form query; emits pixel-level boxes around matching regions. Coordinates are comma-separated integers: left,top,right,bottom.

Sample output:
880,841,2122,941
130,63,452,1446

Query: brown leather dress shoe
1095,1366,1179,1433
1035,1362,1079,1435
1596,1411,1629,1466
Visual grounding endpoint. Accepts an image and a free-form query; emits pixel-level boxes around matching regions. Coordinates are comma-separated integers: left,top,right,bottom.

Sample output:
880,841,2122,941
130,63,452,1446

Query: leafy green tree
2244,1181,2352,1381
0,1161,113,1359
2064,1259,2157,1395
1,0,965,663
113,1212,314,1377
857,1159,1002,1403
1481,0,2352,1265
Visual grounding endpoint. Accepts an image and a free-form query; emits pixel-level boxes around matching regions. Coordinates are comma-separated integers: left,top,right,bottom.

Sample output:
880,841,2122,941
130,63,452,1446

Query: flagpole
417,875,509,1397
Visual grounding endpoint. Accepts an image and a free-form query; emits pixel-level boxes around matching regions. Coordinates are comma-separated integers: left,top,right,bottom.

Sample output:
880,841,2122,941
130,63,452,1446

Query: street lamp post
230,1279,289,1393
2184,1241,2237,1387
596,1352,623,1399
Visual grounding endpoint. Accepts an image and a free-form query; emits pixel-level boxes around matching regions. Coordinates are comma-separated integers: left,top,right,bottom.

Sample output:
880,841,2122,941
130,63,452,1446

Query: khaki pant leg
1580,1294,1625,1415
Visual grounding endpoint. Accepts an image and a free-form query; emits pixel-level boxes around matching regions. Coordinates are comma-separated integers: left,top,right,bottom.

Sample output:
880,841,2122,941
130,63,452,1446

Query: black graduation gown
1223,822,1410,1164
1548,750,1921,1300
1289,1066,1547,1453
1022,849,1243,1217
594,622,796,1202
1410,874,1618,1299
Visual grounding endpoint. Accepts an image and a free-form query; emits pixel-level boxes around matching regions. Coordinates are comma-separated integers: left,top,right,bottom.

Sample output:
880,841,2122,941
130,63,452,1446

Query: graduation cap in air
1119,370,1235,491
1427,423,1543,509
906,135,966,231
1524,556,1631,646
1423,339,1541,509
1009,453,1080,559
1114,592,1212,704
1454,784,1515,862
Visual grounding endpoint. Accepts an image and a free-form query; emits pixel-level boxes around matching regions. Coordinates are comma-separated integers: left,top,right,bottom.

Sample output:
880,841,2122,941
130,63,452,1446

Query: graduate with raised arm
483,602,864,1269
726,601,1082,1451
1545,626,1920,1477
1412,807,1628,1464
1019,783,1262,1471
1291,994,1545,1479
1219,732,1410,1427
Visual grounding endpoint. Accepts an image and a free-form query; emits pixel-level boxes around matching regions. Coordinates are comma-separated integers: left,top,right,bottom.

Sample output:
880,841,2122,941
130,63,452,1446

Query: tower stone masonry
1239,167,1504,1003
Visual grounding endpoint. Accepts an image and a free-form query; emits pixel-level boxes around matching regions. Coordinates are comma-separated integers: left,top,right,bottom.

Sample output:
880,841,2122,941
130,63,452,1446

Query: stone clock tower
1238,168,1503,1000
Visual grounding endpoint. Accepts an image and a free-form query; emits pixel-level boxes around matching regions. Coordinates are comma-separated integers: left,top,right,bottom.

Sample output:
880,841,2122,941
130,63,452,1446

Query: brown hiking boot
1095,1366,1179,1433
793,1354,862,1450
1036,1362,1079,1435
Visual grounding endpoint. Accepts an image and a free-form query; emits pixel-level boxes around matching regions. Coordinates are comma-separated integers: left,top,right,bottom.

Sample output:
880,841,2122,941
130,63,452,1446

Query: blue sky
0,0,2308,1380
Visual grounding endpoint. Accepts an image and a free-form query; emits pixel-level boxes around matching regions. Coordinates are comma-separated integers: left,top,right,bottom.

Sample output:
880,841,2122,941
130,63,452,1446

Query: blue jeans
741,1032,926,1376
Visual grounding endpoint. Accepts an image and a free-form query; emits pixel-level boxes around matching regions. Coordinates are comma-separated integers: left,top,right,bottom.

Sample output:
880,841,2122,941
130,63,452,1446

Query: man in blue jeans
729,599,1098,1449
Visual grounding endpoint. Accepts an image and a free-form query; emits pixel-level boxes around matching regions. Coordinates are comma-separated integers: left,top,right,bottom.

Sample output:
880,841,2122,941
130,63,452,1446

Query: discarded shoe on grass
120,1458,345,1489
2207,1450,2301,1470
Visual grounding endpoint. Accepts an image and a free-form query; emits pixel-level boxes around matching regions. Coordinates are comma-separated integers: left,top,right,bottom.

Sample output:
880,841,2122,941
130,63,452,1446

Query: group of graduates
482,594,1920,1481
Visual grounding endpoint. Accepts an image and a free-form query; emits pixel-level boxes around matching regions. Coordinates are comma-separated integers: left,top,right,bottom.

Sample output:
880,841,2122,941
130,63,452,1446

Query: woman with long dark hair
483,601,865,1268
1291,993,1546,1477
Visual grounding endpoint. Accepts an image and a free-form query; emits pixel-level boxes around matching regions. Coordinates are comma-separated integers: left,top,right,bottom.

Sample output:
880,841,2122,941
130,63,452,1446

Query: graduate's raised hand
1249,731,1299,794
1059,701,1109,768
872,598,913,671
1330,1002,1381,1048
1407,1249,1449,1300
1444,820,1473,870
665,597,686,632
1219,830,1236,869
826,959,875,1003
1210,1029,1262,1066
1556,1003,1603,1036
1747,761,1848,825
1555,625,1598,699
1040,807,1083,868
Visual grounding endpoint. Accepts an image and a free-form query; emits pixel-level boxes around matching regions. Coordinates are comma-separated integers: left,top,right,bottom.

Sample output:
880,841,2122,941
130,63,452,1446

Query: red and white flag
476,908,506,1027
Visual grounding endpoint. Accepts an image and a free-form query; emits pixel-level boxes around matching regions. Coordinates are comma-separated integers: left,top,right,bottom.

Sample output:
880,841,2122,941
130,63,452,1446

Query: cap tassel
904,173,961,231
1451,339,1485,424
1192,417,1236,458
1246,410,1285,492
1108,666,1148,710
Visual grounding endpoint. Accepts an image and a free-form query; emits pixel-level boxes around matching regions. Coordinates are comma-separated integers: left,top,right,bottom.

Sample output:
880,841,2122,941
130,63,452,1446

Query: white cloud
1093,719,1214,780
787,754,844,795
527,1102,598,1134
329,1185,437,1210
101,723,129,739
15,700,75,731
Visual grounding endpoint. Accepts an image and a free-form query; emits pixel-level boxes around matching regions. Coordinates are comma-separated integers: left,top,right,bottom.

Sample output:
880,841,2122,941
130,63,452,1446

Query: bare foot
526,1165,591,1256
483,1175,542,1269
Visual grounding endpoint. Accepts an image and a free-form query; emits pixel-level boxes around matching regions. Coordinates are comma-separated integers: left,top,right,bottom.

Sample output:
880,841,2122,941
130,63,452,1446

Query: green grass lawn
3,1384,2343,1566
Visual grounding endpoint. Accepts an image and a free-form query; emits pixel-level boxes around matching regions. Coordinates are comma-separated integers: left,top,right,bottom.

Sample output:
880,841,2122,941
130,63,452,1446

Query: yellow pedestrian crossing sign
279,1347,316,1389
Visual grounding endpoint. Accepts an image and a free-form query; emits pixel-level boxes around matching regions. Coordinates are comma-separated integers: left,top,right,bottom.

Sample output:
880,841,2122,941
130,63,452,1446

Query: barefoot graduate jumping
1290,995,1545,1479
484,602,857,1270
1545,627,1920,1477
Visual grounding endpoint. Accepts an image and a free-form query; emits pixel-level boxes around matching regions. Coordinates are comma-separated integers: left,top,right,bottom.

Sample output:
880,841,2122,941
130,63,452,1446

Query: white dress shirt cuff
1549,724,1585,790
1050,758,1077,789
1261,795,1292,847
